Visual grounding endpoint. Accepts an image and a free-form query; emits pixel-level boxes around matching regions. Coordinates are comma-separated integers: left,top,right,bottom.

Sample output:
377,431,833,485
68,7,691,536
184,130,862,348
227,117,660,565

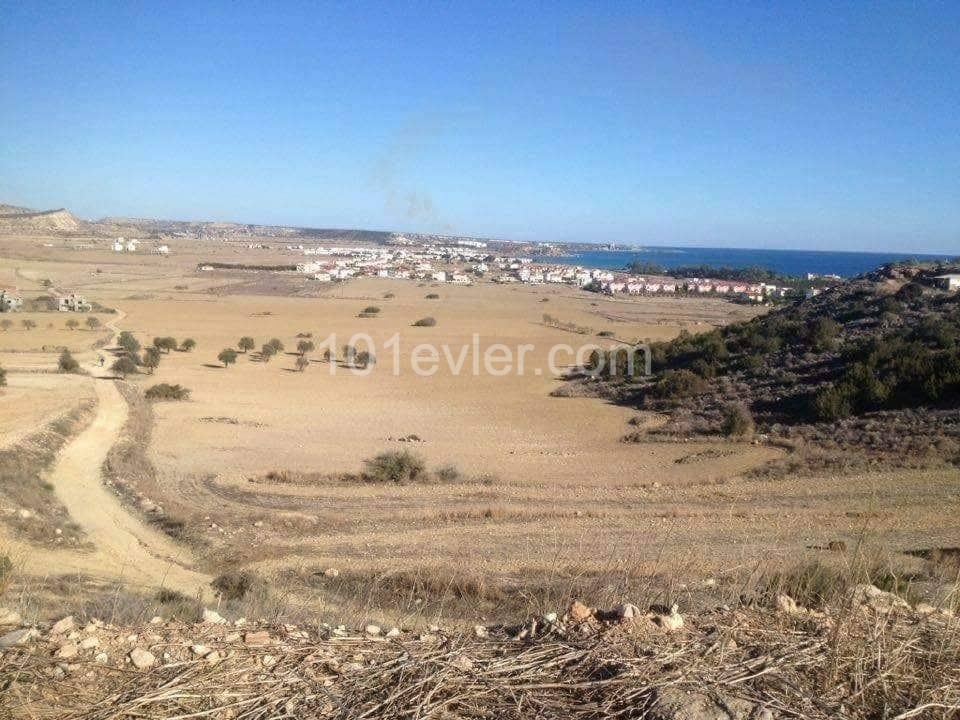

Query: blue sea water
533,247,955,279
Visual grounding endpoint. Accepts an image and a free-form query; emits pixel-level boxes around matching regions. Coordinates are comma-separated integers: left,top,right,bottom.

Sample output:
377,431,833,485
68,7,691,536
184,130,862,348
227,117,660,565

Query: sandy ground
1,232,958,607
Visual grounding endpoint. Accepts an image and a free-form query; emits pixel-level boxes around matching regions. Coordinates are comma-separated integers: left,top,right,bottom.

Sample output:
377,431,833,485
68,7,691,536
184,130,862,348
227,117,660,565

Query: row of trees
0,317,103,331
217,335,375,371
112,332,197,378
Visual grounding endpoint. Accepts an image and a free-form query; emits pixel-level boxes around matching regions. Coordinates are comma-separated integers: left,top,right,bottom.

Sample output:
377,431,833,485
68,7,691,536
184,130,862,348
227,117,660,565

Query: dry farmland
1,233,958,626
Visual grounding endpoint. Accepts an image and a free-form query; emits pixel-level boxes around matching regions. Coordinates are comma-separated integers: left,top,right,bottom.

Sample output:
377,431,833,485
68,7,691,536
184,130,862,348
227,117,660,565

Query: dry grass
2,598,958,719
0,399,96,546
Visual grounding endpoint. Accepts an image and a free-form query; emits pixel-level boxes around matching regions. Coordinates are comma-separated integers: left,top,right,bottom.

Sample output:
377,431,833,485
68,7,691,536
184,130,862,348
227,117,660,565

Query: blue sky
1,1,958,253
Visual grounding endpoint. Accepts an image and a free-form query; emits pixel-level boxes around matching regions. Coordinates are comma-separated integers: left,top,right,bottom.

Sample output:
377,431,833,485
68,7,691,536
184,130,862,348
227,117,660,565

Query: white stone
385,627,401,638
202,609,227,624
0,628,38,648
55,643,78,659
323,567,339,578
94,652,109,664
129,648,155,669
50,616,75,635
364,624,381,636
80,636,99,650
0,609,21,626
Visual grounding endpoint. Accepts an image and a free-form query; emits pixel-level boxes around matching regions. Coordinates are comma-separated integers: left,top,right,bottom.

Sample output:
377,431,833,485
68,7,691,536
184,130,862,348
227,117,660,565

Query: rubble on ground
0,593,957,719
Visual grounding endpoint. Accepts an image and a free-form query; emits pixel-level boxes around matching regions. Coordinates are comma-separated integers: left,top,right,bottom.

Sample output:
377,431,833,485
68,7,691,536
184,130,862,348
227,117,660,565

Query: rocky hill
586,262,960,472
0,206,82,233
1,585,956,719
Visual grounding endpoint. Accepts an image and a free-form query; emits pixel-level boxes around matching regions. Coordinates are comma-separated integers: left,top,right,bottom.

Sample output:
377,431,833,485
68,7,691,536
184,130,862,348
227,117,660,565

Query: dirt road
1,310,212,599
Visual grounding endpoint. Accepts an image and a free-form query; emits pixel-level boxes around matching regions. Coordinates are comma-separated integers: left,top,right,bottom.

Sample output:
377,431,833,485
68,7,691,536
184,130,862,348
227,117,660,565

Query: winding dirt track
1,309,212,599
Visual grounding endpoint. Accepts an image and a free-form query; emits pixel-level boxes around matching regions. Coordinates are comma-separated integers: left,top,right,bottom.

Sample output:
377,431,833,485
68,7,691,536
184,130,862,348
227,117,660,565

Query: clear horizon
2,1,958,255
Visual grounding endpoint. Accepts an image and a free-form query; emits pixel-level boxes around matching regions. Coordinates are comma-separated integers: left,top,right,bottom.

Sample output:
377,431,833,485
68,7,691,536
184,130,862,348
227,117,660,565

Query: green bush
145,383,191,401
654,369,708,400
58,349,80,373
362,450,427,484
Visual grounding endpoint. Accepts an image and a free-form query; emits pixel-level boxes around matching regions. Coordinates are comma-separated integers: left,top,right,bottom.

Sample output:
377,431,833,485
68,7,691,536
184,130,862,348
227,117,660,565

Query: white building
0,288,23,312
153,245,170,255
934,274,960,292
57,293,92,312
431,271,447,283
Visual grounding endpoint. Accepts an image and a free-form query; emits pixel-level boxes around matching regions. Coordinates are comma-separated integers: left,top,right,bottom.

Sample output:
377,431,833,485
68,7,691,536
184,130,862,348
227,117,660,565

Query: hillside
0,206,82,233
586,262,960,472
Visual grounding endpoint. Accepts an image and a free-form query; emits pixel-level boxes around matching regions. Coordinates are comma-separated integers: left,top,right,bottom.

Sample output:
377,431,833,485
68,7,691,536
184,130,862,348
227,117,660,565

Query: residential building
0,288,23,312
934,274,960,292
57,293,92,312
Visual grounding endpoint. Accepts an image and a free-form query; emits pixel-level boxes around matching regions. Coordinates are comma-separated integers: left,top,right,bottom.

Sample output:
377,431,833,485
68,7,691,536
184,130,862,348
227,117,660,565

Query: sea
532,247,955,279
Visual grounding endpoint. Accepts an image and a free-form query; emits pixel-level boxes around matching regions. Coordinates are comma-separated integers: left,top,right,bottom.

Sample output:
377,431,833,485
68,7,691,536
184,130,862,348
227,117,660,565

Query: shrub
362,306,381,314
85,316,101,330
145,383,191,401
597,330,615,338
654,369,708,400
0,319,11,331
260,344,276,362
413,316,437,327
267,338,284,353
434,464,461,482
238,336,255,353
383,292,395,299
211,570,262,601
425,293,440,300
354,350,373,369
812,385,853,421
58,349,80,373
295,356,310,372
0,363,6,387
362,450,427,484
21,319,37,330
65,318,79,330
721,403,755,437
180,338,196,352
141,346,161,373
111,356,138,378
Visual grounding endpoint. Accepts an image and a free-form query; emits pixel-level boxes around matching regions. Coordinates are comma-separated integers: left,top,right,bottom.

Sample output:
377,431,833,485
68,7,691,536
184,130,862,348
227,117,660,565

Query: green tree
154,336,178,353
296,339,315,356
118,331,140,355
65,318,80,330
180,338,196,352
238,336,255,353
85,316,101,330
295,355,310,372
111,356,138,378
218,348,238,368
58,349,80,373
267,338,284,353
721,403,754,437
142,346,162,374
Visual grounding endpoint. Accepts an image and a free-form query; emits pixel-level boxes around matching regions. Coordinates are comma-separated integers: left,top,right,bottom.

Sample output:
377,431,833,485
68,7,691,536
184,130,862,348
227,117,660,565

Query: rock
615,603,641,622
651,605,684,632
542,612,558,623
253,520,263,528
0,608,22,626
129,648,156,669
55,643,78,659
323,567,340,578
80,636,99,650
0,628,38,648
852,584,910,611
149,616,164,624
202,609,227,624
224,632,241,642
568,601,593,623
473,625,489,638
915,602,937,616
190,645,210,656
364,624,381,636
261,654,278,668
703,578,717,588
828,540,847,552
50,616,75,635
649,688,757,720
244,631,271,645
385,627,401,638
205,650,222,666
339,662,365,673
94,652,109,664
17,508,32,519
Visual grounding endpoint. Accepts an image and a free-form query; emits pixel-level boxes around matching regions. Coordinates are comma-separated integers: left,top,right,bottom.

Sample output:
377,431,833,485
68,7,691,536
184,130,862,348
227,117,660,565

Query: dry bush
361,450,427,484
412,316,437,327
144,383,191,401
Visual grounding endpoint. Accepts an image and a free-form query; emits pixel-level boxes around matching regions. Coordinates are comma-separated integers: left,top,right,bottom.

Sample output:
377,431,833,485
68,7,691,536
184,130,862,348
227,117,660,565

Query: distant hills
0,205,81,232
